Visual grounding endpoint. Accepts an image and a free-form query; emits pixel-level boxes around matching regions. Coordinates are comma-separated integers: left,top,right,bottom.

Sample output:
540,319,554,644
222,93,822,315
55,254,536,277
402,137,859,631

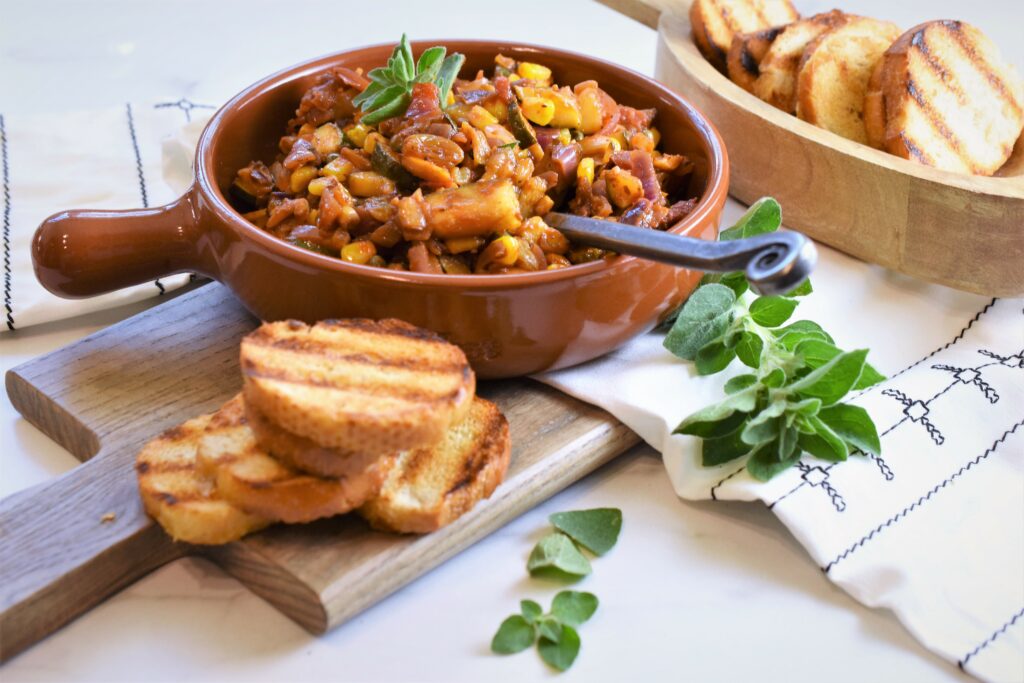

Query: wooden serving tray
0,284,639,661
603,0,1024,296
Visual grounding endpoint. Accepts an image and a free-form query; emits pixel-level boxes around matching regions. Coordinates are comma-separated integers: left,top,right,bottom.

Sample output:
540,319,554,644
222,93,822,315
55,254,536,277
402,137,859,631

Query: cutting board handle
0,383,186,661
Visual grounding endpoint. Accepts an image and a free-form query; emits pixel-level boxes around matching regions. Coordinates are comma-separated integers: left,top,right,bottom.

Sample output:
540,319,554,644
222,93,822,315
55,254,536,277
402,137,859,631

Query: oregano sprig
664,198,884,481
353,34,465,125
492,508,621,672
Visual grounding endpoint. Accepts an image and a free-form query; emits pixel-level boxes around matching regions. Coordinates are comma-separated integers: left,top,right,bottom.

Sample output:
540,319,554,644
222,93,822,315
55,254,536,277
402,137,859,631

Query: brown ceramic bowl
33,41,729,378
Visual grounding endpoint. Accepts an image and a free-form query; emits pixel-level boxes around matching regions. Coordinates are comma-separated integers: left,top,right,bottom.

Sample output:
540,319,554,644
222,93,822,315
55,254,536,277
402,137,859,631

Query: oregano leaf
491,615,535,654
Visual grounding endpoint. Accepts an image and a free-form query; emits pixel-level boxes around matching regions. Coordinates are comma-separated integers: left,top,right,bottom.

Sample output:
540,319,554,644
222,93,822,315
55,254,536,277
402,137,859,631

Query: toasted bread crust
796,16,901,143
360,397,511,534
241,319,475,453
136,413,270,544
871,20,1024,175
752,11,849,112
245,400,388,479
198,395,392,523
691,0,799,72
727,25,784,93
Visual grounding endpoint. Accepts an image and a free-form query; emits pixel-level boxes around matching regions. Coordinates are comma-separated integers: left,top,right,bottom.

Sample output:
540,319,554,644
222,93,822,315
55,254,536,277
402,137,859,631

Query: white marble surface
1,0,1018,680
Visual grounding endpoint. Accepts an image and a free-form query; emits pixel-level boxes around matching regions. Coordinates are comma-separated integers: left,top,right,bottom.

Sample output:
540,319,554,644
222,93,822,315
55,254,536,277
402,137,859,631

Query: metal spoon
545,212,818,296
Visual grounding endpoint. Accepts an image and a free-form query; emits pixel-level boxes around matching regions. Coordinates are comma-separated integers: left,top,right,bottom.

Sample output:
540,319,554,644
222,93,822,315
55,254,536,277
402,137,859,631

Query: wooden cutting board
0,283,640,661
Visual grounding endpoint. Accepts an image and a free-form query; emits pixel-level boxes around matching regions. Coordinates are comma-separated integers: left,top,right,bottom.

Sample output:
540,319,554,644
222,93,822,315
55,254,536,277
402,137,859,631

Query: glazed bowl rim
195,39,729,289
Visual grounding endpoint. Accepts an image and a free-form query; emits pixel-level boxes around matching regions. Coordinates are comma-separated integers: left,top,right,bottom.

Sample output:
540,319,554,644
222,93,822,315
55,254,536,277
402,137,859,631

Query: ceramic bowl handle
32,191,207,298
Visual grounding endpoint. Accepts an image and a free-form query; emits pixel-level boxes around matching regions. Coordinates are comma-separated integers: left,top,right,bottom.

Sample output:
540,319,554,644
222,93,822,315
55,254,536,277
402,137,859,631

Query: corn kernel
344,123,370,148
629,131,655,153
578,88,604,134
517,62,552,83
557,128,572,146
368,255,387,267
446,236,485,254
313,123,342,155
306,177,332,196
348,171,396,197
534,195,554,215
339,205,361,227
610,129,626,149
521,97,555,126
467,105,498,130
648,127,661,147
577,157,595,185
494,235,520,266
290,165,319,194
298,122,316,136
452,166,473,185
320,158,355,182
363,132,387,154
341,241,377,264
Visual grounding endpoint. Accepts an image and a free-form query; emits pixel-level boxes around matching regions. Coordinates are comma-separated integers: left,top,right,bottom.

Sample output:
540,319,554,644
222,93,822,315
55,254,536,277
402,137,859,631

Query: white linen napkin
539,279,1024,682
4,103,1022,682
0,100,214,331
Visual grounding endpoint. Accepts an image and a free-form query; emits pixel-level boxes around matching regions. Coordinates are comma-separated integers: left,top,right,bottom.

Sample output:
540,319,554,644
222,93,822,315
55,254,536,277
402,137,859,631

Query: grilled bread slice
864,20,1024,175
241,319,475,454
727,25,785,93
691,0,799,72
795,16,901,143
360,397,511,534
197,395,393,523
246,400,386,479
752,10,850,112
136,413,270,544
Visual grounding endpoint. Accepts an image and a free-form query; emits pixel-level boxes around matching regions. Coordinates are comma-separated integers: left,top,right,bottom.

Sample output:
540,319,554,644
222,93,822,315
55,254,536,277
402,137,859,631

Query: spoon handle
545,212,818,296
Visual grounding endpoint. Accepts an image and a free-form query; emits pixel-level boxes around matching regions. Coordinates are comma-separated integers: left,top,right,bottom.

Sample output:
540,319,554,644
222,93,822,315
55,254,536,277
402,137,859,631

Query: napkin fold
4,101,1022,682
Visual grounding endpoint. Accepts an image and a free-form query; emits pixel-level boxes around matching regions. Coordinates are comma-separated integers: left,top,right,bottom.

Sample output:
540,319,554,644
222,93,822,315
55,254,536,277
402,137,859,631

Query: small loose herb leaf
696,341,737,375
436,53,466,106
537,617,563,643
538,625,582,672
853,362,886,390
735,331,764,368
749,295,799,327
674,386,758,436
551,591,599,627
719,271,750,298
788,349,868,406
797,426,848,462
549,509,622,556
701,425,754,466
818,404,881,455
725,374,758,394
718,197,782,241
663,284,736,360
527,532,592,578
491,615,536,654
520,599,543,623
783,278,813,297
747,444,801,481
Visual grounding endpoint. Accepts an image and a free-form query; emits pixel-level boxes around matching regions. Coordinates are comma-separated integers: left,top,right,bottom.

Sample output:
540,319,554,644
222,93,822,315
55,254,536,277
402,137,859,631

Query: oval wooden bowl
654,8,1024,296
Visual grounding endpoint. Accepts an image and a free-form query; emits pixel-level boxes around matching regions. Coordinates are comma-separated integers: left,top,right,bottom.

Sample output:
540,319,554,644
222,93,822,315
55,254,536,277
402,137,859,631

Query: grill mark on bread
912,29,968,107
135,461,196,474
899,131,934,164
244,363,466,405
905,77,972,168
943,21,1022,115
245,335,466,374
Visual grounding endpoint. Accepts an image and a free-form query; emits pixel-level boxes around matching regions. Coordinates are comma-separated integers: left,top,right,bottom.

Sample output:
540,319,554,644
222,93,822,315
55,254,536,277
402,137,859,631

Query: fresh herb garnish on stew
353,34,465,124
663,198,884,481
